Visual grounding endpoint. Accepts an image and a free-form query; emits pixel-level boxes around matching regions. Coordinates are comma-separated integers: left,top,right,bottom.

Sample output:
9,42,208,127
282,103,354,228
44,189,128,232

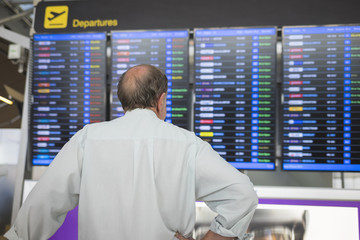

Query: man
5,64,257,240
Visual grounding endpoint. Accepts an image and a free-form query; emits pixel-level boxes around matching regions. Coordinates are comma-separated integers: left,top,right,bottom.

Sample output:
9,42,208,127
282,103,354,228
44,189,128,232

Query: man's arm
4,127,87,240
201,231,235,240
194,139,258,239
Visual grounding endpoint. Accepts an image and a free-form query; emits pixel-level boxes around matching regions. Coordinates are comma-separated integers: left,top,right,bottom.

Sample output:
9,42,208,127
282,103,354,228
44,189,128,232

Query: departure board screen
282,25,360,171
111,30,189,129
194,27,277,170
31,33,107,165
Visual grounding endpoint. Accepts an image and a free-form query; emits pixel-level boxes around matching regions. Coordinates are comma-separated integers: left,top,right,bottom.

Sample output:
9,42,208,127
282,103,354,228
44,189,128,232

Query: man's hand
175,232,194,240
175,231,235,240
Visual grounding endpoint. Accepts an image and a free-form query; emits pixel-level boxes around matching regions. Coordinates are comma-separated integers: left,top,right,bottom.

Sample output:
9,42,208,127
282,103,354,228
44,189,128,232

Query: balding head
117,64,168,112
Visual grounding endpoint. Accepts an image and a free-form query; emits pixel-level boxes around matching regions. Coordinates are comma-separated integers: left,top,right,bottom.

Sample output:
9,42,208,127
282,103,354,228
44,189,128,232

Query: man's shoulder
156,121,198,141
79,119,119,137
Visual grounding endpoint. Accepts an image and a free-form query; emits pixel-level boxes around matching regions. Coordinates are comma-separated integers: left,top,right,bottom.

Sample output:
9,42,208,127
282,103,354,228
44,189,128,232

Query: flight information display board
31,33,107,165
282,25,360,171
110,30,189,129
194,27,277,170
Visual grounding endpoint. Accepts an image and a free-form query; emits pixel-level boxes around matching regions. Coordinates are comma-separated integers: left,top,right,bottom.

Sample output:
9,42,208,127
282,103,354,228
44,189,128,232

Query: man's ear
157,92,166,112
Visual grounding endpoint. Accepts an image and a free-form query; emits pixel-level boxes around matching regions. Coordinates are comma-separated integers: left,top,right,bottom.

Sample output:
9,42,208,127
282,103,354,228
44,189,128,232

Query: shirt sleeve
5,127,87,240
195,138,258,239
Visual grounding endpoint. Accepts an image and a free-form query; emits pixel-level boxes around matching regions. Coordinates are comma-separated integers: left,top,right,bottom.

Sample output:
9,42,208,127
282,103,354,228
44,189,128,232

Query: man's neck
148,107,162,119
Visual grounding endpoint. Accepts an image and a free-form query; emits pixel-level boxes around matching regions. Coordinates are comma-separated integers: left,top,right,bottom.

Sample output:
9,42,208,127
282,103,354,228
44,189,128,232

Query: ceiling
0,0,33,128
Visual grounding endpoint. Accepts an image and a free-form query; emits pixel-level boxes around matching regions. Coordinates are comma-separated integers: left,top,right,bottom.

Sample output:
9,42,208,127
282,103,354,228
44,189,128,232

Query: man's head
117,64,168,120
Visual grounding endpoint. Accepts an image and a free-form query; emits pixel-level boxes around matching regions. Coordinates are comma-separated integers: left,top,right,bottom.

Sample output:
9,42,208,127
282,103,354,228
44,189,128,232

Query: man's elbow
248,187,258,211
233,182,258,214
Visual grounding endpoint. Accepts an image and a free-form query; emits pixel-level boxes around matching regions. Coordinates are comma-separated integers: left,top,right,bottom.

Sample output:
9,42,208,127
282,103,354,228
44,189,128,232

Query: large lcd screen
31,33,107,165
194,27,277,170
110,30,189,129
282,25,360,171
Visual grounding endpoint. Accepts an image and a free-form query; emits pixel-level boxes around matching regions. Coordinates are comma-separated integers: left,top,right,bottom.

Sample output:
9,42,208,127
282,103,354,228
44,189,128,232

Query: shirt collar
125,108,158,119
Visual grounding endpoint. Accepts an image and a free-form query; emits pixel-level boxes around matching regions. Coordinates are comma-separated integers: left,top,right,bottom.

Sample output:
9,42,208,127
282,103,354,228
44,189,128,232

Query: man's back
79,108,197,239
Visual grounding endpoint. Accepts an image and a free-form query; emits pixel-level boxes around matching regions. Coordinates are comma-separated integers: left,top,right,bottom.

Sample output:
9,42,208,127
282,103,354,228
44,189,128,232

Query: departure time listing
31,33,107,165
194,27,277,170
282,26,360,171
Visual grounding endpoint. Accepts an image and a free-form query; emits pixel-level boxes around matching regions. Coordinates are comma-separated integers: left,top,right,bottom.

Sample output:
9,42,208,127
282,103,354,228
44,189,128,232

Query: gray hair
117,64,168,112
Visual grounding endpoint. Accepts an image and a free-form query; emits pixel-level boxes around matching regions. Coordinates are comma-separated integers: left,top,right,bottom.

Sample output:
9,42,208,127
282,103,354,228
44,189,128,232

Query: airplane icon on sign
44,6,68,28
47,11,66,21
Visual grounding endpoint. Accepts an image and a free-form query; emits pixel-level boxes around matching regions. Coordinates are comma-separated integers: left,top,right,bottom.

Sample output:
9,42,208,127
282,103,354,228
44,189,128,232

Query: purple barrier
49,207,78,240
